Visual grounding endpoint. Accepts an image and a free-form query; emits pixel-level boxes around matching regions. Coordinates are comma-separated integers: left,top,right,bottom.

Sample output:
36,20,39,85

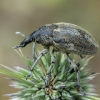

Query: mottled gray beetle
14,22,99,95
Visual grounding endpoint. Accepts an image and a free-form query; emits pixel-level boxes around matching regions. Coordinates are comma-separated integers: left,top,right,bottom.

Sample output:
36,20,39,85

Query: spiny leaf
1,49,100,100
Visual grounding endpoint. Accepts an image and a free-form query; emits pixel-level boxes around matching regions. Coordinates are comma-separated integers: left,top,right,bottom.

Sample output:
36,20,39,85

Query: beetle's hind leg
66,53,86,96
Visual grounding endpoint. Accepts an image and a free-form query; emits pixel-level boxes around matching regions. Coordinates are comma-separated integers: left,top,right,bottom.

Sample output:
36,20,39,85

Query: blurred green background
0,0,100,100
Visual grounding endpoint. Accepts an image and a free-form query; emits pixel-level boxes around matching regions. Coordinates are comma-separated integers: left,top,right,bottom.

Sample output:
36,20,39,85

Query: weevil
14,22,99,95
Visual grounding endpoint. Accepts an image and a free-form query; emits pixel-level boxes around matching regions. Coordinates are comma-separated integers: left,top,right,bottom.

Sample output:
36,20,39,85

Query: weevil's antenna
15,32,26,38
13,32,26,49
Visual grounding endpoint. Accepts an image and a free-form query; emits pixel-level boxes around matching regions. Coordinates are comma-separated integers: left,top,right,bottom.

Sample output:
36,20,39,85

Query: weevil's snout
14,37,32,49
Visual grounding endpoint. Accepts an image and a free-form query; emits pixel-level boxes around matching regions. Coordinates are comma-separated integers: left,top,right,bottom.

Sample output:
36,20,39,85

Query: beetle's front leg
45,49,56,87
66,53,86,96
32,42,37,61
26,48,49,80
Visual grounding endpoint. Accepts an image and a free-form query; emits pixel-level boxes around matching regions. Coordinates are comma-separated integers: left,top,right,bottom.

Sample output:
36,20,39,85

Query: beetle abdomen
52,22,99,55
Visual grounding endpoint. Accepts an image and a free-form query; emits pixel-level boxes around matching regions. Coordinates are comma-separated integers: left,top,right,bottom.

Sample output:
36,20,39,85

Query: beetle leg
45,49,56,87
66,53,86,96
32,42,37,61
26,48,49,80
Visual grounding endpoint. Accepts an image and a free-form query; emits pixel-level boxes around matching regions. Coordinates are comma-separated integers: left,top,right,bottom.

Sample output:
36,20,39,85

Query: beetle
14,22,99,95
